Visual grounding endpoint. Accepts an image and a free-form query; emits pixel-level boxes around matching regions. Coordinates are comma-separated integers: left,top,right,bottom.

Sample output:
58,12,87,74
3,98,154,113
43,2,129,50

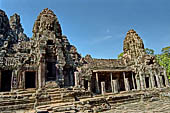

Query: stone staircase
35,89,163,113
0,88,36,111
0,86,91,112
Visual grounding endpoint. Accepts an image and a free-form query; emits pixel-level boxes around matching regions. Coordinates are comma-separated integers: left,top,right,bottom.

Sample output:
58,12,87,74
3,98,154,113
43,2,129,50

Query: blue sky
1,0,170,59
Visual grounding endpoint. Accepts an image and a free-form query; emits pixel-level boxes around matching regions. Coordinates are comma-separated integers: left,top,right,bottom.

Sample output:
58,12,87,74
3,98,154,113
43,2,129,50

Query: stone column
139,72,144,90
95,73,100,93
88,80,91,91
143,75,146,89
164,70,169,87
132,72,136,89
110,72,113,91
125,78,130,91
0,71,1,91
11,71,17,91
111,79,118,93
150,72,155,88
58,67,64,87
101,82,105,95
81,78,85,88
155,71,161,88
149,76,152,89
110,73,113,82
38,61,46,89
123,72,127,90
159,75,163,88
136,76,141,90
22,71,25,89
74,71,79,87
35,71,38,89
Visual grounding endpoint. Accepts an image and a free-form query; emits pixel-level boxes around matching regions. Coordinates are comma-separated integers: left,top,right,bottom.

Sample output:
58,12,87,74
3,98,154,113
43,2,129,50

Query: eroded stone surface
0,8,169,113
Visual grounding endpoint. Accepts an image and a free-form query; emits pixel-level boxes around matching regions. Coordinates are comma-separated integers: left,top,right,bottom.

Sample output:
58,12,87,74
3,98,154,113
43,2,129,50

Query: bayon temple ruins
0,8,170,112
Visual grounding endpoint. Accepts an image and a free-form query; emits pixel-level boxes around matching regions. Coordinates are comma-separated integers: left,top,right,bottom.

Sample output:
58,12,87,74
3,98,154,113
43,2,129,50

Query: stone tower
123,29,145,59
9,13,29,41
122,29,146,65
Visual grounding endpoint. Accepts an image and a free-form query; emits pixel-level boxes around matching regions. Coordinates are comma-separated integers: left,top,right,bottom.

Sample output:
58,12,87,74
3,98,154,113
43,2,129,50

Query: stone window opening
145,77,150,88
47,40,54,45
0,70,12,92
46,62,56,81
25,71,36,89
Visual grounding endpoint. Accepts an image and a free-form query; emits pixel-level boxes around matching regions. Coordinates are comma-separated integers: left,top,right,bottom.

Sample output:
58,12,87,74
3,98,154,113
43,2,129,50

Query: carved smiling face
39,14,55,32
33,8,62,37
0,9,10,34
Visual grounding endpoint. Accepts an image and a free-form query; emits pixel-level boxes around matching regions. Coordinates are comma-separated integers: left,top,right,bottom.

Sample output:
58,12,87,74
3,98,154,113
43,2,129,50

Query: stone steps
0,87,91,112
0,103,35,111
0,89,37,111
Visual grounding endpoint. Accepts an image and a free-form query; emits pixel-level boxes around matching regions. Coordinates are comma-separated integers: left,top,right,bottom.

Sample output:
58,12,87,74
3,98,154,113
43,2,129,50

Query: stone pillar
0,71,1,91
164,70,169,87
139,72,144,90
136,76,141,90
125,78,130,91
35,71,38,89
110,72,113,91
22,71,25,89
11,71,17,91
155,71,161,88
38,61,46,89
74,71,79,87
123,72,126,90
149,76,152,89
110,73,113,82
88,80,91,91
58,67,64,87
95,73,100,93
159,75,163,88
132,72,136,89
143,75,146,89
81,78,85,88
101,82,105,95
150,72,155,88
111,79,118,93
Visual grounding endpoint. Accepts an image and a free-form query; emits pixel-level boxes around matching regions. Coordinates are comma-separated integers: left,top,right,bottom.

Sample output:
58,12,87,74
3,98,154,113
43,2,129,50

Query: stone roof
82,54,129,71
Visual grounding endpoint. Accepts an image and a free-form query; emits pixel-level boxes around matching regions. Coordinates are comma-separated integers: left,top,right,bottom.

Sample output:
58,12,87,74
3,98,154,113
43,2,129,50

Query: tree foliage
156,46,170,78
117,47,170,78
118,52,124,59
144,48,154,55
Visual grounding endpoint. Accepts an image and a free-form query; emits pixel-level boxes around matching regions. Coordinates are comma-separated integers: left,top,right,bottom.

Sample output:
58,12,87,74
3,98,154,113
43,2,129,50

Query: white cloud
90,35,113,45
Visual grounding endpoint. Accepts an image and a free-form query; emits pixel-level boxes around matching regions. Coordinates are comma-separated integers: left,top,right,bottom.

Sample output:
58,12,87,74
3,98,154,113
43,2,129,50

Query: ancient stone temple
78,29,169,94
0,8,82,92
0,8,169,112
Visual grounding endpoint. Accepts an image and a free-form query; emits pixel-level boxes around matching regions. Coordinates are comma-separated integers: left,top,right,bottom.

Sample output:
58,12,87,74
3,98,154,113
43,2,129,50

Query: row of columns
95,70,170,95
135,70,169,90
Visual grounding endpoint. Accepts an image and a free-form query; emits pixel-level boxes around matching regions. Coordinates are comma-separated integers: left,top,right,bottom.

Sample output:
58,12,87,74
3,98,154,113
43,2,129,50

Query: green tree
144,48,154,55
118,52,124,59
161,46,170,56
156,46,170,78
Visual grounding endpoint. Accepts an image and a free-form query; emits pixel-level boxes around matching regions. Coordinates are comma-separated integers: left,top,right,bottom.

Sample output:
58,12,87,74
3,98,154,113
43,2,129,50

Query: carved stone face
39,14,55,32
0,10,10,34
33,8,62,37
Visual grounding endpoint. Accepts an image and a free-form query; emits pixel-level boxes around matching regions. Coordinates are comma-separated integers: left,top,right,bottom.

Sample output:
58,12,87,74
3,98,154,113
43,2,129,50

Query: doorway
1,70,12,92
145,77,150,88
25,72,36,88
46,62,56,81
